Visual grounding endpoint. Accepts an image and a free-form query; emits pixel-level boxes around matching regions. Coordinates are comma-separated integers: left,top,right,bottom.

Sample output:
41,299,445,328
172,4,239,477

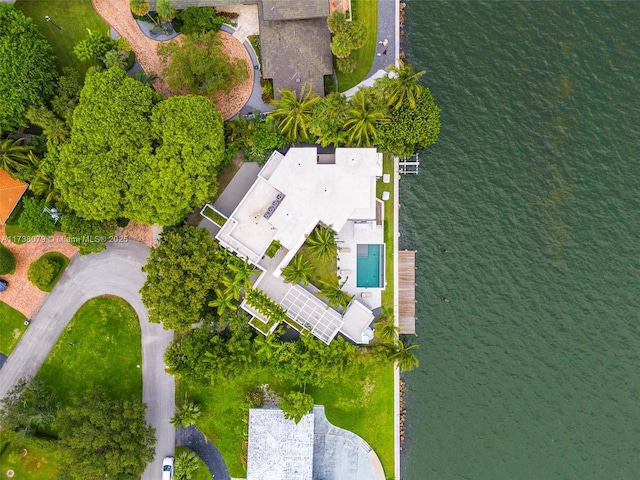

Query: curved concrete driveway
0,241,175,480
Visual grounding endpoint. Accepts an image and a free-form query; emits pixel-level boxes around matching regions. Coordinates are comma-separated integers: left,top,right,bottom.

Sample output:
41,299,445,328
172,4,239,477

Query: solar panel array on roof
280,286,343,344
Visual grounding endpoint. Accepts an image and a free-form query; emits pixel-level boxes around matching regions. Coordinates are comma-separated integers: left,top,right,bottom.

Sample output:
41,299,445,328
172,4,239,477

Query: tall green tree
268,85,319,143
173,6,222,35
141,225,227,331
309,92,349,147
129,0,149,15
305,224,337,259
174,450,201,480
158,31,248,96
282,254,314,285
50,67,83,122
330,32,353,59
228,258,259,290
390,342,420,372
374,313,399,344
0,137,33,176
382,60,426,110
155,0,176,22
0,4,57,132
29,167,61,203
344,89,388,147
56,68,225,225
73,29,116,62
170,401,202,428
25,106,69,145
59,213,117,255
132,94,225,224
376,86,441,158
57,389,156,480
280,391,314,424
327,11,349,34
0,377,56,436
208,287,238,316
319,278,353,310
19,196,56,237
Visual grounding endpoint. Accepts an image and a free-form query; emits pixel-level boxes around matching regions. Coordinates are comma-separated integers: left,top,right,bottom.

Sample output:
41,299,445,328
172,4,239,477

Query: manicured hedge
27,252,69,292
0,244,16,275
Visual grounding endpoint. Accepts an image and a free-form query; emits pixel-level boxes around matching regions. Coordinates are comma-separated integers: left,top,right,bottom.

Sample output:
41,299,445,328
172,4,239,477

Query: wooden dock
398,250,417,334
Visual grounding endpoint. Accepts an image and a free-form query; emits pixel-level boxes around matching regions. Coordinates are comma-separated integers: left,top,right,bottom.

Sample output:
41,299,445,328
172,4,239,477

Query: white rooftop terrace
217,148,383,265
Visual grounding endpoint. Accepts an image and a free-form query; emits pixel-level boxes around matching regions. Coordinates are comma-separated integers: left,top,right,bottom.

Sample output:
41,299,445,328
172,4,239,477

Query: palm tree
282,255,314,285
390,342,420,372
222,275,243,301
131,70,157,86
170,401,201,427
374,314,399,344
208,288,238,316
268,85,319,143
344,90,388,147
309,92,349,147
29,169,62,203
327,11,349,34
306,225,336,259
155,0,176,22
25,106,69,145
1,137,33,176
384,60,426,110
331,33,353,59
319,279,353,310
229,260,258,290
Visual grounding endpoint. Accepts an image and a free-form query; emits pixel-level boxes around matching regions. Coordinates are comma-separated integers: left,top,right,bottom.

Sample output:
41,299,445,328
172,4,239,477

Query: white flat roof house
247,407,385,480
215,147,386,344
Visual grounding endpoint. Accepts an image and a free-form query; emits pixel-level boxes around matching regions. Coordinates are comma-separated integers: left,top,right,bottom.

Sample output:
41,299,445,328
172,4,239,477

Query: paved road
0,241,175,480
177,425,231,480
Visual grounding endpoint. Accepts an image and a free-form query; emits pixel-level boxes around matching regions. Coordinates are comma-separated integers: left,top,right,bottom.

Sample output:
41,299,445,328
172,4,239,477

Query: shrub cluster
27,256,61,290
0,244,16,275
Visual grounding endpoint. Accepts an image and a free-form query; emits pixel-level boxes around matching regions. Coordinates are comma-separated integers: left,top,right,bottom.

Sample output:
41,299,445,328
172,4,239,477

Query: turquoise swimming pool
356,244,384,288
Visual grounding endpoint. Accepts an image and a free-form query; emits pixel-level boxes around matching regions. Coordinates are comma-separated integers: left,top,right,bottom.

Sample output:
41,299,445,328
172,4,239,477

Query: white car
162,456,174,480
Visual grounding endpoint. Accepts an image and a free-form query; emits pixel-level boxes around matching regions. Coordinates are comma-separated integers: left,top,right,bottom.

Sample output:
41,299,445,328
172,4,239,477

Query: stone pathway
177,425,231,480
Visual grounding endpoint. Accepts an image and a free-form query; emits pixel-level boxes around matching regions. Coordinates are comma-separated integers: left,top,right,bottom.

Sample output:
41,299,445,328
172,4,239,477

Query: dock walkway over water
398,250,417,334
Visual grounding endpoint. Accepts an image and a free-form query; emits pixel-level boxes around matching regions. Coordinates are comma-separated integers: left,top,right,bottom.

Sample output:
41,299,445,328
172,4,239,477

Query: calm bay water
400,2,640,479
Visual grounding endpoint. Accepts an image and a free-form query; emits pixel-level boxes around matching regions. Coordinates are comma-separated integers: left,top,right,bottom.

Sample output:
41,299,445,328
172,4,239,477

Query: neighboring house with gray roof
257,0,334,98
153,0,243,7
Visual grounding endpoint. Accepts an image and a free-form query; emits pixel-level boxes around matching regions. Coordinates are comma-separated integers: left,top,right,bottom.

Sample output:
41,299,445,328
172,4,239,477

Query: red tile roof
0,169,28,225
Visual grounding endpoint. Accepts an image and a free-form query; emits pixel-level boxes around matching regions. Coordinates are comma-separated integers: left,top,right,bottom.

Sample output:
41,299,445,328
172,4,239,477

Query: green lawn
180,352,394,478
175,446,213,480
336,0,378,92
0,437,61,479
36,296,142,409
30,252,69,292
307,354,395,478
14,0,110,76
0,301,28,356
377,153,395,310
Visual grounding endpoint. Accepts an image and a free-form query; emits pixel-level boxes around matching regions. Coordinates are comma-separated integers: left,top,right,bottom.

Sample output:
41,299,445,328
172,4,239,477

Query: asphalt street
0,241,175,480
